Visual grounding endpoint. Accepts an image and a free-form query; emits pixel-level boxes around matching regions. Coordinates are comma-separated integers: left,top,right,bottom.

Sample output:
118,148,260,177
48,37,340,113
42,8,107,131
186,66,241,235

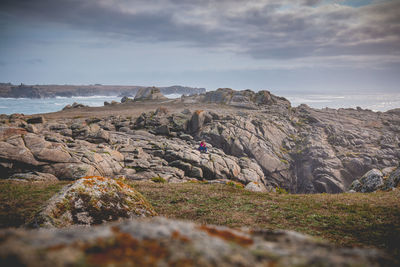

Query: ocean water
281,93,400,112
0,93,399,115
0,94,182,115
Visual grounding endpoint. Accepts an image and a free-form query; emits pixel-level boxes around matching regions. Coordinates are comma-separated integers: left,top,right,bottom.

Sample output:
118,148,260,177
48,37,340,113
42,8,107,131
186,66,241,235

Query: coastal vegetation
1,180,399,258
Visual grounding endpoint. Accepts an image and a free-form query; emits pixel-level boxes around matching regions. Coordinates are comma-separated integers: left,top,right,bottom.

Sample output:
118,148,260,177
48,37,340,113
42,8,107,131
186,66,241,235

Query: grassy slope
131,181,400,258
0,180,399,258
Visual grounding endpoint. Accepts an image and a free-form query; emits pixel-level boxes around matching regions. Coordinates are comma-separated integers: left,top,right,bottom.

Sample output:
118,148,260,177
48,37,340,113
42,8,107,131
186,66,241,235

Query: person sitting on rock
198,140,208,153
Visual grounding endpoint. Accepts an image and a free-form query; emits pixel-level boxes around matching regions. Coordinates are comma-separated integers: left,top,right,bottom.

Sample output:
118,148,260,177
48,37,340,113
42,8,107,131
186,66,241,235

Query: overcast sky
0,0,399,93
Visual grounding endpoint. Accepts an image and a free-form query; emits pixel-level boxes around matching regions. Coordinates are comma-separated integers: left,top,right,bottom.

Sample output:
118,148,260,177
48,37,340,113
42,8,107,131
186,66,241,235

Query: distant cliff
0,83,206,98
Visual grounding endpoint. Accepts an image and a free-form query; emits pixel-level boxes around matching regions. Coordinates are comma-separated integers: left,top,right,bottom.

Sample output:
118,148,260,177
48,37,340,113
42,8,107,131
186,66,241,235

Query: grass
0,180,399,258
130,182,400,258
0,180,70,227
151,176,166,183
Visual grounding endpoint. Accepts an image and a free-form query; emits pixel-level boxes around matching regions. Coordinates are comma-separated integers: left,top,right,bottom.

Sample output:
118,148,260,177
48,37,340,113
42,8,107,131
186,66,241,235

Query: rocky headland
0,87,399,266
0,83,205,98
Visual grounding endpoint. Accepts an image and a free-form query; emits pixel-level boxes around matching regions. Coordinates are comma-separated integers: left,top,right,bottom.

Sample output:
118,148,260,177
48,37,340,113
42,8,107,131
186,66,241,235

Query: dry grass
130,181,400,258
0,180,70,227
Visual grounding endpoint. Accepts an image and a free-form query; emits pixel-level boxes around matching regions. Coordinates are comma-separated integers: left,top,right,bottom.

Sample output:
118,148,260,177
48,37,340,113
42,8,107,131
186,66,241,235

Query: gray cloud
1,0,399,65
25,59,43,64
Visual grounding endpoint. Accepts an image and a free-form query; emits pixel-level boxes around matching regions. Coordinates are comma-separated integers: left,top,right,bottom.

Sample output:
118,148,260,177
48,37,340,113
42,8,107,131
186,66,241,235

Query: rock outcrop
179,92,400,193
350,167,400,192
0,126,123,180
62,102,90,110
0,217,394,266
134,87,167,101
383,167,400,190
1,88,399,193
350,169,384,192
29,176,156,228
181,88,290,109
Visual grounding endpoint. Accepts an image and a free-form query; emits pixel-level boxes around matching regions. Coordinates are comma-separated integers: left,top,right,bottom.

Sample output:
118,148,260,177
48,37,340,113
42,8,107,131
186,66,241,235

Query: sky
0,0,399,94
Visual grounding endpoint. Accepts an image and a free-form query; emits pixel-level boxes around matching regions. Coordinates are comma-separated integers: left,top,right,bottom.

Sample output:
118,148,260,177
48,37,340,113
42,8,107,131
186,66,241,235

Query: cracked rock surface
1,88,399,193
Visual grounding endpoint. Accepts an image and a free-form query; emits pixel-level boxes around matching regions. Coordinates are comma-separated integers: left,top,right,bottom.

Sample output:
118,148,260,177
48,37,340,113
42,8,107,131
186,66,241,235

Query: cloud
25,58,43,64
1,0,399,66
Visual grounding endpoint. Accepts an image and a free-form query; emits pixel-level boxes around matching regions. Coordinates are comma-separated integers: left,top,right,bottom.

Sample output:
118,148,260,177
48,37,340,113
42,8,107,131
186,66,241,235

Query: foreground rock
0,217,394,266
29,176,156,228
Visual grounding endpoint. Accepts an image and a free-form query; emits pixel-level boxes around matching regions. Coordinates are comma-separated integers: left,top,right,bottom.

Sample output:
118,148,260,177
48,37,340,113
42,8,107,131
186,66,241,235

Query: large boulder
0,217,395,266
383,167,400,190
245,181,268,192
27,116,45,124
120,96,134,103
134,87,167,101
350,169,384,192
29,176,156,228
187,110,210,133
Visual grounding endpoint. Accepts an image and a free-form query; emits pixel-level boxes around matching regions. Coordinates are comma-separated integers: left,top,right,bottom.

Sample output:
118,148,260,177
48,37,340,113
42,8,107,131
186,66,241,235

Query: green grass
0,180,399,259
0,180,70,227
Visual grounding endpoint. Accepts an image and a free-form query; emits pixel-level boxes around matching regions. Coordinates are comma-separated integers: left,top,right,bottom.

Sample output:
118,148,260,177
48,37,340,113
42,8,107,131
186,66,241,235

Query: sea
0,93,399,115
282,93,400,112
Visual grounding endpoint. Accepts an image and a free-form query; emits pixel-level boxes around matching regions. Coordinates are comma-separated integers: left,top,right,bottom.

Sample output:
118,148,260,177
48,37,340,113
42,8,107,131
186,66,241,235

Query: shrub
151,176,166,183
276,186,288,194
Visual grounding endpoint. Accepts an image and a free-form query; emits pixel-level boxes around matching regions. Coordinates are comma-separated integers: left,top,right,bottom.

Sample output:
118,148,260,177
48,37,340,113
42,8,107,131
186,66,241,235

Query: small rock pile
350,167,400,192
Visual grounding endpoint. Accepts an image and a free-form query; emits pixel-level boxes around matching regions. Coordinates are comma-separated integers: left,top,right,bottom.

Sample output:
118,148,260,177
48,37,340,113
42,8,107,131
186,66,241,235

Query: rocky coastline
1,87,399,193
0,87,399,266
0,83,206,98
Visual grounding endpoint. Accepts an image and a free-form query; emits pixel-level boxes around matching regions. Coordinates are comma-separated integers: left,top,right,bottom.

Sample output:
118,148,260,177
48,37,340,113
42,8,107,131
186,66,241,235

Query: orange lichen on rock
198,225,254,246
85,226,168,266
116,180,130,190
171,231,191,243
82,176,106,181
195,110,204,115
30,175,156,227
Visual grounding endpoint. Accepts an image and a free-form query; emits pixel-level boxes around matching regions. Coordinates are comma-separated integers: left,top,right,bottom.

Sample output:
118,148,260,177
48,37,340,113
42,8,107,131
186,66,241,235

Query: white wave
71,95,119,99
286,97,333,103
165,93,182,99
0,97,29,100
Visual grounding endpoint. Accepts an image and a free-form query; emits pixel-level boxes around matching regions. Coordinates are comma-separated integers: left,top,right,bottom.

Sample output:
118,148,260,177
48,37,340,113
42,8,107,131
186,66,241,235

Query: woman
198,140,207,153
